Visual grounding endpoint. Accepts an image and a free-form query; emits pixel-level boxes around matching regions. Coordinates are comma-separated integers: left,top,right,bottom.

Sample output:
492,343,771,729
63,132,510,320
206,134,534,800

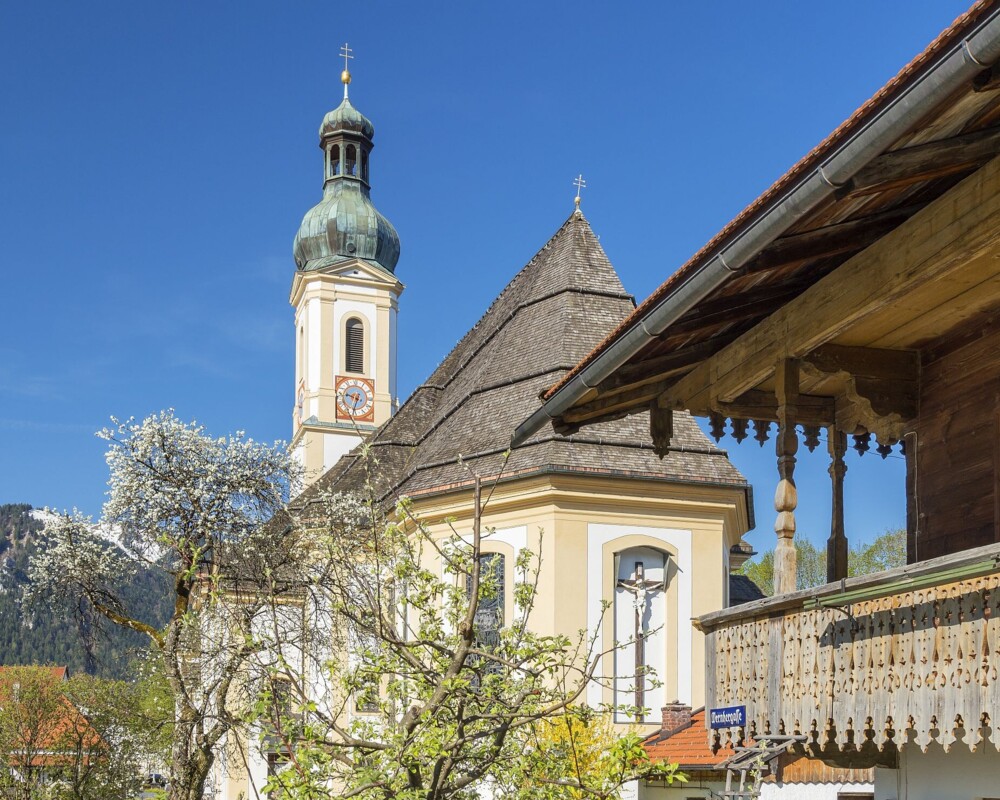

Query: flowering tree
26,411,300,800
27,412,682,800
255,460,682,800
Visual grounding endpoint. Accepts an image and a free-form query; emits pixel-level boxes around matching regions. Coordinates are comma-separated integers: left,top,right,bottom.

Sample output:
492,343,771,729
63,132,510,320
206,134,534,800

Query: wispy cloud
0,417,97,434
0,355,116,402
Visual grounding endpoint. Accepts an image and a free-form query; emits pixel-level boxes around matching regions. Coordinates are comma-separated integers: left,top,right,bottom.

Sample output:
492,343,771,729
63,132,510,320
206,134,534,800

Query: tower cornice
289,258,404,306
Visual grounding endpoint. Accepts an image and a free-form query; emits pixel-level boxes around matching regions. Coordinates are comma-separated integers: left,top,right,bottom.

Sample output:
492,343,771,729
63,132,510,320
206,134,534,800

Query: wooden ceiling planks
561,75,1000,429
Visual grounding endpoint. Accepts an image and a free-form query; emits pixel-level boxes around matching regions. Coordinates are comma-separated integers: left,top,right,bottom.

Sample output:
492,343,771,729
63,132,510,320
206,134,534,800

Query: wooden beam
665,283,805,336
845,125,1000,196
803,344,920,381
827,428,848,583
562,374,683,425
594,338,725,397
659,153,1000,413
743,204,927,275
712,389,835,428
904,431,918,564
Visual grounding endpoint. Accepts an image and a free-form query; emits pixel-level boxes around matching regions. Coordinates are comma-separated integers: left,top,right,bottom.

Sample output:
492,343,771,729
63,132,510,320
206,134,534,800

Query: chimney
661,701,692,732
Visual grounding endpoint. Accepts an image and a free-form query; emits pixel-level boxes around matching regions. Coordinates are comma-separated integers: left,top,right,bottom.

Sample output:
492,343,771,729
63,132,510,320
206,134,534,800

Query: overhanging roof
513,0,1000,445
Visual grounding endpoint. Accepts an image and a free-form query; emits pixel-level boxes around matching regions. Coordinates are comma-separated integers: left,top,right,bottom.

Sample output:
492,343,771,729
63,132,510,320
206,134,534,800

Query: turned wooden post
904,430,918,564
826,427,848,582
774,359,799,595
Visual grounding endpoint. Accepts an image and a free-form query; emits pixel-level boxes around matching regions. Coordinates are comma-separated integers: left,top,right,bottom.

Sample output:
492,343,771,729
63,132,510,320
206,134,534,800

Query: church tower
289,50,402,486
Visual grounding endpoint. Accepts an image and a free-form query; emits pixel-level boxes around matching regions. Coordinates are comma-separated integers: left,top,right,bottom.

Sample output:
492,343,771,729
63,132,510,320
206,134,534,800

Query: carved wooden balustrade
698,543,1000,755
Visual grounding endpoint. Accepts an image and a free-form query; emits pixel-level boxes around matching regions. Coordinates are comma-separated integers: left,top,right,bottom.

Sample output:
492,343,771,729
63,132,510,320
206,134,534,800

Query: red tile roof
643,708,731,769
0,665,69,681
0,666,104,762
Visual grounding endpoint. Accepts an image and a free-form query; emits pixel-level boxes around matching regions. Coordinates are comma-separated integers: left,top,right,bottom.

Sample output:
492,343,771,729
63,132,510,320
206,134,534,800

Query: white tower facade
289,262,401,483
289,66,402,487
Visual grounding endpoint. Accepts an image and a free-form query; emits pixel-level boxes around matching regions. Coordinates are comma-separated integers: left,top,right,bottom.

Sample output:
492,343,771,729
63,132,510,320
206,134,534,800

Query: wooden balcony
698,542,1000,756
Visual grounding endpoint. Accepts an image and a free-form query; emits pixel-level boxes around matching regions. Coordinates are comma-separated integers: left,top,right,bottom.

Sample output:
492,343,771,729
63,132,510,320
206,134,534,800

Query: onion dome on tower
293,56,400,273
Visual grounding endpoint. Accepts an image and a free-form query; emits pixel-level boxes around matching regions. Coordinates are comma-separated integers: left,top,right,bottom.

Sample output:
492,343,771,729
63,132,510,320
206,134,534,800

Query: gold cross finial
573,174,586,209
340,43,354,98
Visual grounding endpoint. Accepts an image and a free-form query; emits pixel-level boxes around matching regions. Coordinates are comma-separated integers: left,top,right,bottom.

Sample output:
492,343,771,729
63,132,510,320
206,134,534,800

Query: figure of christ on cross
616,561,664,722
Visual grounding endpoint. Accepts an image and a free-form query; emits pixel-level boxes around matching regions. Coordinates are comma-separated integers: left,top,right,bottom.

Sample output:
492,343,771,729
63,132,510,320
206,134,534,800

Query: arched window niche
344,317,365,374
345,144,357,176
329,145,341,177
612,545,670,723
360,149,369,182
466,552,506,652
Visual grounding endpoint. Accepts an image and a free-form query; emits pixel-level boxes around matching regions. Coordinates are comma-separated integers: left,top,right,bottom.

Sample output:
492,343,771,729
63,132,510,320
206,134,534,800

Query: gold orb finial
573,174,586,210
340,42,354,98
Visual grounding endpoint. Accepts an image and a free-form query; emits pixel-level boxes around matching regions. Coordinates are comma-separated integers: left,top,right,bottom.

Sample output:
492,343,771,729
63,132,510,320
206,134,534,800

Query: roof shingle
305,211,746,503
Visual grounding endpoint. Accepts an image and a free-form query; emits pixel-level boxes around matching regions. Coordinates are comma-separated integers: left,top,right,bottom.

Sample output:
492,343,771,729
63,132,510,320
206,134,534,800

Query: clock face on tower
335,376,376,422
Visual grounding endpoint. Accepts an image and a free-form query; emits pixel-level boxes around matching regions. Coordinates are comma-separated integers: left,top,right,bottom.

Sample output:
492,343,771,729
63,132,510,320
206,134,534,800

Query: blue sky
0,2,971,552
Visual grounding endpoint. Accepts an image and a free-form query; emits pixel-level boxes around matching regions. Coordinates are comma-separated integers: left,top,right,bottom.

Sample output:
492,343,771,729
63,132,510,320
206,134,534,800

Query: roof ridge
423,211,606,387
366,367,575,452
423,286,632,396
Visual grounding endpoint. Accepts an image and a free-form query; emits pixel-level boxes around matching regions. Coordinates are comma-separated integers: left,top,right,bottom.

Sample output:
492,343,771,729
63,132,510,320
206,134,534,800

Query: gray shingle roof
303,211,747,504
728,574,767,605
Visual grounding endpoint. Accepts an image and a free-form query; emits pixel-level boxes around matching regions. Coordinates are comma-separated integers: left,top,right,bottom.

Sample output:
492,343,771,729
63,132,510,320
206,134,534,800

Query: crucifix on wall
616,560,664,721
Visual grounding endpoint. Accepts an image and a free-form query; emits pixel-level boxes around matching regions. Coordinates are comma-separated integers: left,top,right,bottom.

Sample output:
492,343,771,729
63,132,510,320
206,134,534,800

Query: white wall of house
641,778,873,799
760,782,873,799
874,743,1000,800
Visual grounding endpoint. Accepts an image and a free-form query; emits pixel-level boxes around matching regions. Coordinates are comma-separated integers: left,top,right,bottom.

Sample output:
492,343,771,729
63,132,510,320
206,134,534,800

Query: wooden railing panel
707,572,1000,752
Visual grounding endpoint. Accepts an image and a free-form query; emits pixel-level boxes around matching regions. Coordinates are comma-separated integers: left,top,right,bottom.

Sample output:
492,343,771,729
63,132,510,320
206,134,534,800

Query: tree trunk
169,746,213,800
169,714,215,800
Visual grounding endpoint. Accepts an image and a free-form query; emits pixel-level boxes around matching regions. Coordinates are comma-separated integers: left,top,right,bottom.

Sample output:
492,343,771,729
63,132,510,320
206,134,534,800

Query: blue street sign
709,705,746,729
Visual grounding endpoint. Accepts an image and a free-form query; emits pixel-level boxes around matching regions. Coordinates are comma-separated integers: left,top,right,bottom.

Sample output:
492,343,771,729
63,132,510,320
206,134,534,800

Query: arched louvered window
345,318,364,373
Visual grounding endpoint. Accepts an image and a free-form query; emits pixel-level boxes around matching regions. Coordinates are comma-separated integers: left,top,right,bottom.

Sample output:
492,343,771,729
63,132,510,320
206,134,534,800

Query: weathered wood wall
916,314,1000,560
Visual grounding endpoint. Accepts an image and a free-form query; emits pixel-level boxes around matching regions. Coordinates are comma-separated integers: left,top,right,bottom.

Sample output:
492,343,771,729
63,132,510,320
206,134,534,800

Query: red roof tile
0,666,104,758
643,708,732,769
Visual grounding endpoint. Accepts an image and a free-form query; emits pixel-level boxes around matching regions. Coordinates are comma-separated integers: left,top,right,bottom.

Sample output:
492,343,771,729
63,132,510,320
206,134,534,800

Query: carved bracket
801,345,918,442
649,401,673,459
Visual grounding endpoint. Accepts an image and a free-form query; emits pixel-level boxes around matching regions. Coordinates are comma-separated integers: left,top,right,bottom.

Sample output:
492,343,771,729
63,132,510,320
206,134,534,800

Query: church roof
320,96,375,140
293,92,400,274
728,574,766,605
301,210,747,505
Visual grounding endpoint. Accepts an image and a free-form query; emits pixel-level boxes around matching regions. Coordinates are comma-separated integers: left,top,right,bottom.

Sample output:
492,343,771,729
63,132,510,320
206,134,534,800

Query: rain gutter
511,9,1000,448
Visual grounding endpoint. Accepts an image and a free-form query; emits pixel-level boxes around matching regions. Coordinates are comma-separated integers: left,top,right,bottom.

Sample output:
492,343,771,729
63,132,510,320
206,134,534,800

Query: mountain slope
0,504,172,678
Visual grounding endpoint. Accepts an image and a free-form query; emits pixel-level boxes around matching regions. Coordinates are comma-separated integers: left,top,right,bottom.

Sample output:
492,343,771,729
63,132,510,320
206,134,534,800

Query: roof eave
512,2,1000,447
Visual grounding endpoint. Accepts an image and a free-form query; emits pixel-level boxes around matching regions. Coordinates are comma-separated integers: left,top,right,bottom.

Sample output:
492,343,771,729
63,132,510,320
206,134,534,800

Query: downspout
512,9,1000,447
